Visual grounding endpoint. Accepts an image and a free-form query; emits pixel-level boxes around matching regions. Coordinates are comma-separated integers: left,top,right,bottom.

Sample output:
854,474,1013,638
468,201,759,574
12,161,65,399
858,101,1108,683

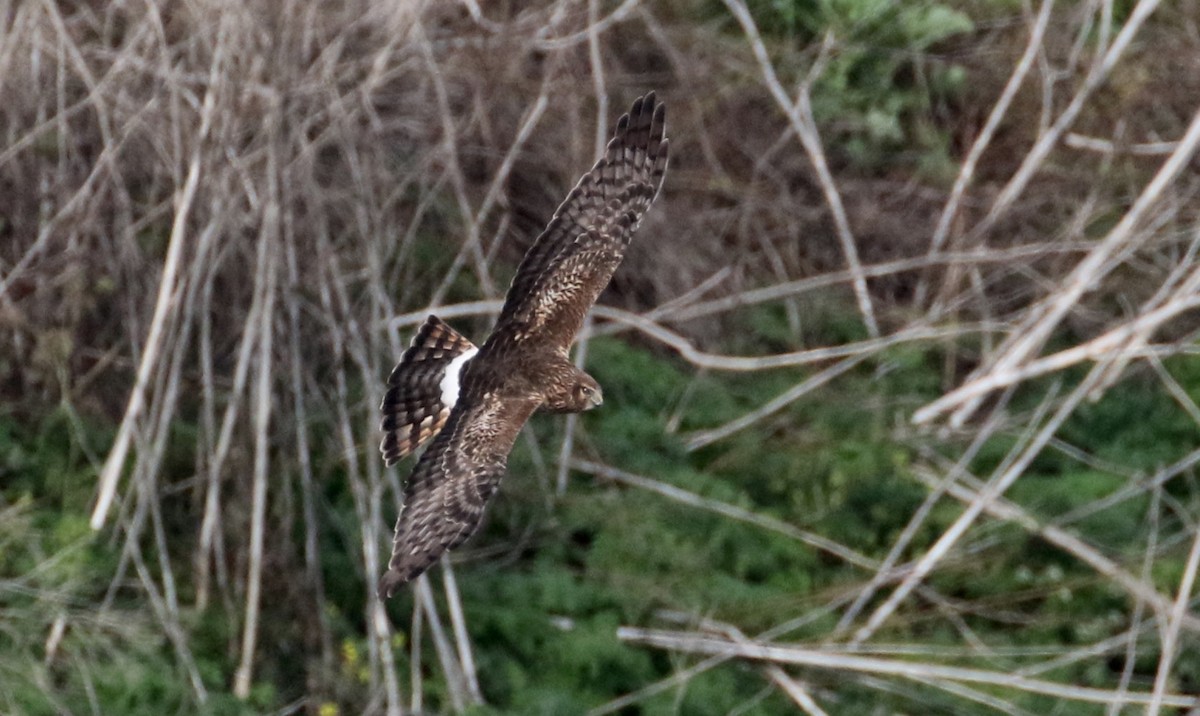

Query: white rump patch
439,348,479,408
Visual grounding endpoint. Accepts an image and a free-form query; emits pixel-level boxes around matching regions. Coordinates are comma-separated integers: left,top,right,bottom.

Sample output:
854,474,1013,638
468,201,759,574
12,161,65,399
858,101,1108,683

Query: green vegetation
5,327,1200,713
710,0,979,173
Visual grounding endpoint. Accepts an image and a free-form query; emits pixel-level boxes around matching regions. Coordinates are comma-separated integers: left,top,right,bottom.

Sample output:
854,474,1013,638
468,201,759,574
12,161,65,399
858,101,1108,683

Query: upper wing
377,386,539,597
491,92,669,352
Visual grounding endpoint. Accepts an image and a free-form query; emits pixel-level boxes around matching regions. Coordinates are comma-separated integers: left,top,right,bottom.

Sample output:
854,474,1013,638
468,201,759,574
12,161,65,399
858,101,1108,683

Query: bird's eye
580,386,593,396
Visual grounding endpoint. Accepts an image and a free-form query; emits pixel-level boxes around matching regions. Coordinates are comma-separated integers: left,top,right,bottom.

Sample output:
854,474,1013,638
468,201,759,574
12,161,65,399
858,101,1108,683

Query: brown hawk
378,93,670,598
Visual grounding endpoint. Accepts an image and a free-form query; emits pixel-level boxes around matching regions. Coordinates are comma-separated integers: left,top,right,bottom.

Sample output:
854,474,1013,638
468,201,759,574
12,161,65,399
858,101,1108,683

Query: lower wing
378,389,539,597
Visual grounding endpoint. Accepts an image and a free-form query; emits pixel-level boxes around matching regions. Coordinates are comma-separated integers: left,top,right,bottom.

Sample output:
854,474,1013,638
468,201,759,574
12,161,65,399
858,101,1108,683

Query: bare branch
720,0,878,337
617,628,1199,709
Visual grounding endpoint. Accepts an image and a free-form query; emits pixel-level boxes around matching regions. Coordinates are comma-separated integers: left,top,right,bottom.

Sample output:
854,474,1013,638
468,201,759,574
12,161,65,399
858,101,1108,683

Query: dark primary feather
378,93,669,597
492,92,669,352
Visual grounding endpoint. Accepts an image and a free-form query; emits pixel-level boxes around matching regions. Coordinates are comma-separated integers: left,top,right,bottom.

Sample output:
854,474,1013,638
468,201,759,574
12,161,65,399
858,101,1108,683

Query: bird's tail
380,315,478,466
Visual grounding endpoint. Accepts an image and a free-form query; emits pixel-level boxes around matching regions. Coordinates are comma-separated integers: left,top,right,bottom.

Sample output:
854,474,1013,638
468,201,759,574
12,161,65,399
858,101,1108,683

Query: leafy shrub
712,0,976,172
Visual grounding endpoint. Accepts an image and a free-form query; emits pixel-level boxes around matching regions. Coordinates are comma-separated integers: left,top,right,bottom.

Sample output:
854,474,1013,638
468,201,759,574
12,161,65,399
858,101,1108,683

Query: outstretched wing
377,387,539,598
491,92,669,352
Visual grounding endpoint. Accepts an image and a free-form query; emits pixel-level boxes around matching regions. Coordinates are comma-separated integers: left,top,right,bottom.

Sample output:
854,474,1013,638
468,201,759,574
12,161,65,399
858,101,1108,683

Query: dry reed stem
917,0,1054,305
589,604,858,716
232,107,281,698
722,0,878,338
387,301,976,373
908,463,1200,633
966,0,1163,241
1106,484,1157,716
1066,133,1180,155
416,576,470,713
571,459,875,569
553,17,607,495
129,539,208,703
683,352,870,449
570,458,1003,650
409,599,425,714
386,243,1096,333
832,387,1016,638
857,366,1106,644
699,618,832,715
616,628,1199,709
916,294,1200,424
441,560,483,705
283,215,333,667
917,99,1200,426
1147,527,1200,715
89,35,223,529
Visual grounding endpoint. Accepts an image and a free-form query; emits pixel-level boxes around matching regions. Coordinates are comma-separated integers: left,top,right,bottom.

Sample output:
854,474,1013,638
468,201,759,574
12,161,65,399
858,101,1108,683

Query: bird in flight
378,93,670,598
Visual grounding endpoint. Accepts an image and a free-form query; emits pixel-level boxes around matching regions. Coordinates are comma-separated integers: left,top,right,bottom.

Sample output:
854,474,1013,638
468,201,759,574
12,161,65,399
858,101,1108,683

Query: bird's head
542,366,604,413
573,375,604,410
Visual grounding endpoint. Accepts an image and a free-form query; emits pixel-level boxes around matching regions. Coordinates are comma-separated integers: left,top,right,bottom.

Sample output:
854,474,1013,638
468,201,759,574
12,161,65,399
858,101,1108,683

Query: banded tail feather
380,315,478,466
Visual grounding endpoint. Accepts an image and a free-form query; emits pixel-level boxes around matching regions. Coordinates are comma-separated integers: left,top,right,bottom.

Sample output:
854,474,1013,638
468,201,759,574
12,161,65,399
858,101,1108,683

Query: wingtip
629,93,645,121
615,112,630,135
640,91,663,119
380,445,400,467
607,92,667,155
634,91,659,120
377,569,407,600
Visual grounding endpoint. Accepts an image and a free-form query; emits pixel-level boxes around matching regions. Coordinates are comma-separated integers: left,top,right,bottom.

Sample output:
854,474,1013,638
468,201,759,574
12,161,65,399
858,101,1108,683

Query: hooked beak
587,387,604,409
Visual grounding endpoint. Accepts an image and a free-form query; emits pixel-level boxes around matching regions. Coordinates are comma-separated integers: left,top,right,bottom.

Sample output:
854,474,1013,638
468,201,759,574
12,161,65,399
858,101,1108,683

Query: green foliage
712,0,979,174
6,317,1200,713
812,1,972,171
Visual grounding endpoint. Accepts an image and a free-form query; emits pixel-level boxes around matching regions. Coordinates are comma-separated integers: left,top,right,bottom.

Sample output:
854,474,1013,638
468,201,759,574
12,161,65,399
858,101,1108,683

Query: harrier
378,93,669,597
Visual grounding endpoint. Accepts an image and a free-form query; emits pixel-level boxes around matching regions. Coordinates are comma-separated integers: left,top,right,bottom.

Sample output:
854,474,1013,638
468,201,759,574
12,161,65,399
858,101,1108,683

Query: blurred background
3,0,1200,713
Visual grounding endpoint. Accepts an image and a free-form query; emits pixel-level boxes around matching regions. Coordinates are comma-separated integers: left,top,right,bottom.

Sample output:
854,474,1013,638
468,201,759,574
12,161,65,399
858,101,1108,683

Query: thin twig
416,576,469,713
441,560,483,705
233,117,281,698
721,0,878,337
968,0,1164,240
918,0,1054,305
908,463,1200,633
571,459,877,570
926,52,1200,429
859,366,1106,643
1147,526,1200,715
617,628,1198,708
